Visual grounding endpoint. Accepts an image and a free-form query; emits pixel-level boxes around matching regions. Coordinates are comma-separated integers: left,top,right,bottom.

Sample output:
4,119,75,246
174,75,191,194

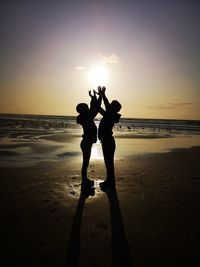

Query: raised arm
95,86,102,106
89,89,102,118
101,86,110,111
99,107,106,116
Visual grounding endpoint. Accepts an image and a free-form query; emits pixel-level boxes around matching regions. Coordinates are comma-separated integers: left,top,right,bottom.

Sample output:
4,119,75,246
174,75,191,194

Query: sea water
0,114,200,166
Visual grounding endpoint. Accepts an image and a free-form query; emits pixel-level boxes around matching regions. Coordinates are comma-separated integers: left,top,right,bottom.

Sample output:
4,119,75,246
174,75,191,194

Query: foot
81,178,94,188
99,179,115,191
81,186,95,197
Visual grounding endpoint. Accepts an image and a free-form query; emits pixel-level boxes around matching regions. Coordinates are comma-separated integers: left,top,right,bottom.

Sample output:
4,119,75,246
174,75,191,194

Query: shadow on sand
65,187,95,267
106,187,132,266
65,186,132,267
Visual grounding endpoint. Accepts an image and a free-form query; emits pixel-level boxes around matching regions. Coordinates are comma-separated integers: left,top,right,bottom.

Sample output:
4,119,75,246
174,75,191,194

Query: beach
0,115,200,266
1,0,200,265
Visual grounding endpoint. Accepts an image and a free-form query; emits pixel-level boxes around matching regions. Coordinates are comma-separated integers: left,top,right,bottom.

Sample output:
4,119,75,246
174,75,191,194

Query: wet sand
1,144,200,266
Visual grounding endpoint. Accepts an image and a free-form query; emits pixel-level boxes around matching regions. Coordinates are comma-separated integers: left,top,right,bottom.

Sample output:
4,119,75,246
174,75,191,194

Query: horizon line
0,112,199,122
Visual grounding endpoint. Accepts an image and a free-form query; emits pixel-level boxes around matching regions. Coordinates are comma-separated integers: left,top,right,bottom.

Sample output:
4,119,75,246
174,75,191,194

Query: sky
0,0,200,119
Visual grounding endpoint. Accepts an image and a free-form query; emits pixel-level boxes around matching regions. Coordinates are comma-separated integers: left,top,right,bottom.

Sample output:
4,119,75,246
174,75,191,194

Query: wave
0,114,200,137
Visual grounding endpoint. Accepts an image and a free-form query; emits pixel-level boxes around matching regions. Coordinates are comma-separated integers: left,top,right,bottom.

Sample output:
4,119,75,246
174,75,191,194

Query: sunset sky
0,0,200,119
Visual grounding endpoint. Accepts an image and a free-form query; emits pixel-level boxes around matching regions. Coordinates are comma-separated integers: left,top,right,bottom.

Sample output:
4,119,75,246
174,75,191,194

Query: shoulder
114,113,121,123
118,113,121,119
76,115,82,124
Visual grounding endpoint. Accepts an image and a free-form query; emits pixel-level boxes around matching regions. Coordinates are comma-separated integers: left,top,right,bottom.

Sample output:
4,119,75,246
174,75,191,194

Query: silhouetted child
76,87,101,188
98,87,121,190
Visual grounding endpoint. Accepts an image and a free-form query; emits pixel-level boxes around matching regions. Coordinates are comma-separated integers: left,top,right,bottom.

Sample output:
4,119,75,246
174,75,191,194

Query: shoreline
0,131,200,168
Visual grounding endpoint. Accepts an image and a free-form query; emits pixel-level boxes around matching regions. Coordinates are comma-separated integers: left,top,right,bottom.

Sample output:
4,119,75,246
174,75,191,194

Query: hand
102,86,106,94
98,86,106,96
93,89,97,99
89,90,93,98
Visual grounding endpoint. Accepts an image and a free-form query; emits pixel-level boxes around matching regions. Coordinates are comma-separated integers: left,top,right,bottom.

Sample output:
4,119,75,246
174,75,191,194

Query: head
76,103,89,114
110,100,122,113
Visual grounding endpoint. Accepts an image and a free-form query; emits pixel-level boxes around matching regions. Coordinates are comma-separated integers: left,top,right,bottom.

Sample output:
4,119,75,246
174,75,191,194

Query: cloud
75,66,85,71
147,102,194,110
99,53,120,64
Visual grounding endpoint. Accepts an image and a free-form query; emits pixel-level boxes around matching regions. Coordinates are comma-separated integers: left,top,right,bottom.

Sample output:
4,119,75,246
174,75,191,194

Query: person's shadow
65,186,132,267
106,187,132,267
65,187,95,267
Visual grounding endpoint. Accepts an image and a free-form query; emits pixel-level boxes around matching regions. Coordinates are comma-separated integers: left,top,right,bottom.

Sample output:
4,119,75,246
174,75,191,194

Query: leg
100,137,116,191
80,140,94,187
102,137,116,180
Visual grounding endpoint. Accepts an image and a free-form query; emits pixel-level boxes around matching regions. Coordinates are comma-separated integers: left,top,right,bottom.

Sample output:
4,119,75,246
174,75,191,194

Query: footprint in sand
69,190,76,196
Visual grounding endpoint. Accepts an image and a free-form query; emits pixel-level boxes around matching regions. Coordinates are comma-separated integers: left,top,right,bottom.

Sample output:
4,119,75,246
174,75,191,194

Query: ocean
0,114,200,167
0,113,200,135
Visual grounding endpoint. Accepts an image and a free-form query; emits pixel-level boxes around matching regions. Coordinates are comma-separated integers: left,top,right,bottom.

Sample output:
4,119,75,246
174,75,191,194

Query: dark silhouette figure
65,187,95,267
76,88,101,188
98,87,122,190
106,187,132,266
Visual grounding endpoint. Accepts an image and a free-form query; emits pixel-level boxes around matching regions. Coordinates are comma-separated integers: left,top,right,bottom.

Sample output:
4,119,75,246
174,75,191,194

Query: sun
87,65,108,86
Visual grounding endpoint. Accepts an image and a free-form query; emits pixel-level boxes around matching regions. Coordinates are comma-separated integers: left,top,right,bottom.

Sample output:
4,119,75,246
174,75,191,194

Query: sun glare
91,144,103,160
88,65,108,86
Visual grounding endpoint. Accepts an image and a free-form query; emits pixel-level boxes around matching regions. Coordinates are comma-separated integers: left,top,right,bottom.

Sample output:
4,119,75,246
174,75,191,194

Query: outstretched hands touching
89,86,106,99
88,86,107,116
97,86,106,97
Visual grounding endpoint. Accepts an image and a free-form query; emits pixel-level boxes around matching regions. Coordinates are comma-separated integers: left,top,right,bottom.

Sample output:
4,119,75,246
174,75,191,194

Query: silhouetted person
76,88,101,188
98,87,122,190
